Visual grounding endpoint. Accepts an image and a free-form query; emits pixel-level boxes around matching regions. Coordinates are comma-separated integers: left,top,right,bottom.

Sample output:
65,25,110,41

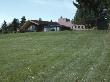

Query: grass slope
0,31,110,82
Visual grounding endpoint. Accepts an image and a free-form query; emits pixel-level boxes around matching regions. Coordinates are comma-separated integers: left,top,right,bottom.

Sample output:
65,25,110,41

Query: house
71,25,86,30
58,17,74,29
58,17,86,30
44,22,61,32
20,20,62,32
20,20,40,32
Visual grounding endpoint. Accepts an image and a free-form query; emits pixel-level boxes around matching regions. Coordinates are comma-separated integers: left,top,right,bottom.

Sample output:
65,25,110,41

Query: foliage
73,0,110,27
1,21,8,33
39,18,42,21
10,18,20,33
1,17,26,34
20,16,26,27
50,29,55,31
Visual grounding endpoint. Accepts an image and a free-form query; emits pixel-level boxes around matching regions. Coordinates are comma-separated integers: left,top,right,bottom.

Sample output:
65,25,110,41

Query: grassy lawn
0,31,110,82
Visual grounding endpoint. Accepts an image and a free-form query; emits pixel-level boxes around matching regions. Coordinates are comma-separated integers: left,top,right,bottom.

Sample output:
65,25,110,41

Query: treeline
73,0,110,27
0,16,26,34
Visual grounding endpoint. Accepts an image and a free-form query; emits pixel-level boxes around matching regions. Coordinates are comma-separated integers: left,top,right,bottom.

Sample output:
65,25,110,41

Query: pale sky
0,0,77,25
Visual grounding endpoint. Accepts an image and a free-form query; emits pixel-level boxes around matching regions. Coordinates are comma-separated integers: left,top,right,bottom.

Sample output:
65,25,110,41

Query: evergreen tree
73,0,110,27
11,18,20,33
20,16,26,27
1,21,8,33
39,18,42,21
7,23,13,33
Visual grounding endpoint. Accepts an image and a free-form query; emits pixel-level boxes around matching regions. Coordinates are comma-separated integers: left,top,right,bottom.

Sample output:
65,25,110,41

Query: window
28,25,36,32
78,26,80,28
82,26,84,29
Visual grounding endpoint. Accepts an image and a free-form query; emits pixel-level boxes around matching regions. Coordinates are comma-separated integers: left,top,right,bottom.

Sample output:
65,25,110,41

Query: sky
0,0,77,25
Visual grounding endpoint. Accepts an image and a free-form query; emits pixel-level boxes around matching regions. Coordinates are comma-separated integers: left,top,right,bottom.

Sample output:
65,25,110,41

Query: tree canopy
1,21,8,33
73,0,110,27
20,16,26,27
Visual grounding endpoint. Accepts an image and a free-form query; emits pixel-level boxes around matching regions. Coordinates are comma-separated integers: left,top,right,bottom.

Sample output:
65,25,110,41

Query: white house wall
71,25,86,30
58,17,87,31
28,25,36,32
44,27,60,32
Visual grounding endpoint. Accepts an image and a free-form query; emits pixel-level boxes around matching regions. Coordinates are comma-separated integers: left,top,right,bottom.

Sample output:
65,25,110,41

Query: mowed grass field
0,31,110,82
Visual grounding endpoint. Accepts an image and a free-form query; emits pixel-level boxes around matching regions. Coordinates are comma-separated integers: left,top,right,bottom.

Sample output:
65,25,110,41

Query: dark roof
20,20,62,31
30,20,49,25
30,20,61,26
48,22,60,25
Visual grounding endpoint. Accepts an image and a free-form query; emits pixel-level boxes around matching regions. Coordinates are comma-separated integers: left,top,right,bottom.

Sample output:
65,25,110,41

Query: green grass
0,31,110,82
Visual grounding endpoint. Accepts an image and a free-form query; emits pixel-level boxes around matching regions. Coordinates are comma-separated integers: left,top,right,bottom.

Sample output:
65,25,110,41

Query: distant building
71,25,86,30
20,20,69,32
20,17,87,32
58,17,73,29
58,17,86,30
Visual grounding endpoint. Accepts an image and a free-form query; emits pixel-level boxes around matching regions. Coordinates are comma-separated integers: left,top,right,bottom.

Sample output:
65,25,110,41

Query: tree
39,18,42,21
7,23,13,33
20,16,26,27
73,0,110,28
11,18,20,33
1,21,8,33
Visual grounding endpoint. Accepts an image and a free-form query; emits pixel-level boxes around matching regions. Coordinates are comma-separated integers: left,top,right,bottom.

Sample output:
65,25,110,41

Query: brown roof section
20,20,39,31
